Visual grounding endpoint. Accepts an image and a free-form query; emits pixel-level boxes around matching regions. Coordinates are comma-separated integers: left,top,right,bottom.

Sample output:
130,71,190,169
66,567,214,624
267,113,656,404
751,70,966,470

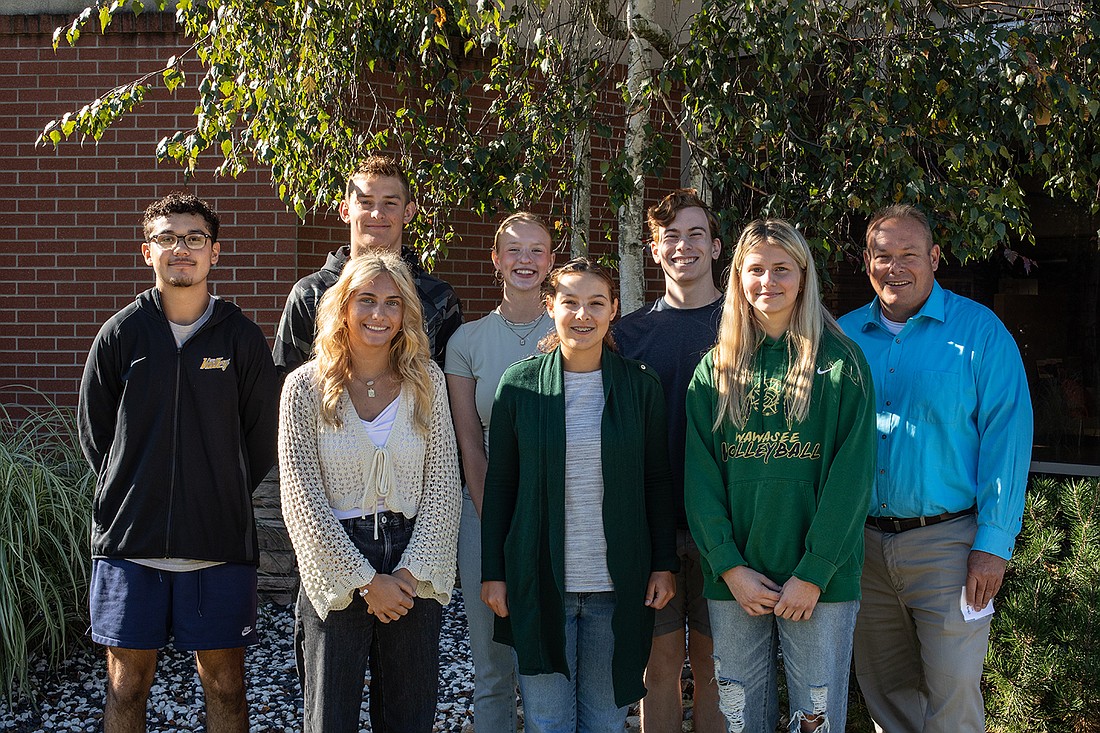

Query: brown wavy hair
537,257,618,353
646,188,719,242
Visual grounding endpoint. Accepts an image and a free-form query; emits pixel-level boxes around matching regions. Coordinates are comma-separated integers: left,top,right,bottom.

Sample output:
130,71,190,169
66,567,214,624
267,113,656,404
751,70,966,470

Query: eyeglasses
148,232,211,250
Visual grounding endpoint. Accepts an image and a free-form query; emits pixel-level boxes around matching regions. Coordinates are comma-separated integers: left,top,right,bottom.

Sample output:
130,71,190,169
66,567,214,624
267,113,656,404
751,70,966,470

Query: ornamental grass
0,392,93,702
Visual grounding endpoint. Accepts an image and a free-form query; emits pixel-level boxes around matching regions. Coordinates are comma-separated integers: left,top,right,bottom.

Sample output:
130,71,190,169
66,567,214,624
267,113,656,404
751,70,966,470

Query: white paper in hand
960,586,995,622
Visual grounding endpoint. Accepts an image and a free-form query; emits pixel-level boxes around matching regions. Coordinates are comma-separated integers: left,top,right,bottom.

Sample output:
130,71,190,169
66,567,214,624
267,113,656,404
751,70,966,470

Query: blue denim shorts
90,558,258,651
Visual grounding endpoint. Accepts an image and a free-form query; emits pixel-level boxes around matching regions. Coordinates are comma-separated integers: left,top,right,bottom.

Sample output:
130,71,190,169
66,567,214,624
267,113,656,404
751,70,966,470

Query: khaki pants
853,514,990,733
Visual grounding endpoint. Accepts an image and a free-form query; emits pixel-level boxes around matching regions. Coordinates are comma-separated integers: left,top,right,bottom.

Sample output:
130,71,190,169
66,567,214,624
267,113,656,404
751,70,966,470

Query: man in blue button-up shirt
838,204,1032,733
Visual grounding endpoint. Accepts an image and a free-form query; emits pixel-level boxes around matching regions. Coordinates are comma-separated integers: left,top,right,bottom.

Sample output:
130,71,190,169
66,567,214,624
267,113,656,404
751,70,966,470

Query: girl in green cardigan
685,220,875,733
481,258,679,733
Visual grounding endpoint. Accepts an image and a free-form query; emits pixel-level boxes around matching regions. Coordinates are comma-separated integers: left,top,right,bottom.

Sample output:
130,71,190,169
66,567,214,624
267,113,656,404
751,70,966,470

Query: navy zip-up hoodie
78,288,278,564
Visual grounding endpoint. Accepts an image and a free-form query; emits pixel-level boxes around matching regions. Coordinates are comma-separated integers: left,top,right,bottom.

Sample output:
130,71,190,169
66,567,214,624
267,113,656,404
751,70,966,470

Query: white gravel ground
0,592,477,732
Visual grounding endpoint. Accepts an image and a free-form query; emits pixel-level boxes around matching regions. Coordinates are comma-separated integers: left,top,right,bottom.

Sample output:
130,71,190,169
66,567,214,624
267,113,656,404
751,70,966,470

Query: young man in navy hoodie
615,188,725,733
78,193,278,733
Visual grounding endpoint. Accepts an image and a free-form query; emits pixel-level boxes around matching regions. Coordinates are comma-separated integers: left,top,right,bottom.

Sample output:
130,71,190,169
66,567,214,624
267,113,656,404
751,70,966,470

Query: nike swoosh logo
817,363,839,375
130,356,147,367
241,626,252,636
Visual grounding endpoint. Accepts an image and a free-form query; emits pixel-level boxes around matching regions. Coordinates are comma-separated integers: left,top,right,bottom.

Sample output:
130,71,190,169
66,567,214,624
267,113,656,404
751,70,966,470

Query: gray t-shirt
562,370,613,593
444,309,551,452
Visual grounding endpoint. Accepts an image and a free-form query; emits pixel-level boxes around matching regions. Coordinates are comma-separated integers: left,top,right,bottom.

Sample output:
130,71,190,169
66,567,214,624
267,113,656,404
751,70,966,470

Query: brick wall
0,13,300,409
0,11,679,409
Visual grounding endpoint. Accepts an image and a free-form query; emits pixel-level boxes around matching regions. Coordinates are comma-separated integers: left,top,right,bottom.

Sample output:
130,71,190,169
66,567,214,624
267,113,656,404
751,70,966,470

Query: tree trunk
617,0,653,315
571,118,591,258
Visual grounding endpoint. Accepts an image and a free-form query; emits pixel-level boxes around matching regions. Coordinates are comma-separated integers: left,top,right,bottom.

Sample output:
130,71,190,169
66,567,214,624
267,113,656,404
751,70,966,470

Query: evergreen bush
0,394,93,701
985,475,1100,732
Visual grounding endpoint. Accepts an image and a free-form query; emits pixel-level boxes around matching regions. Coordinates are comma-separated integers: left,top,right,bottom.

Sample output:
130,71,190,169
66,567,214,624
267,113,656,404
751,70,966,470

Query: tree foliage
41,0,620,262
984,475,1100,732
663,0,1099,261
40,0,1100,268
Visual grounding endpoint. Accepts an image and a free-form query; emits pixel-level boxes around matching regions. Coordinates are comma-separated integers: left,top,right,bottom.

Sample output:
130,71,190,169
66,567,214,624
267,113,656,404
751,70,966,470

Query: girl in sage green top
444,212,555,733
684,219,875,733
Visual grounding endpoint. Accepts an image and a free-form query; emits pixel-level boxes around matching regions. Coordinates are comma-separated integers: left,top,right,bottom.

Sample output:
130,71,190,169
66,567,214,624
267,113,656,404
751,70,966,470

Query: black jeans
295,512,442,733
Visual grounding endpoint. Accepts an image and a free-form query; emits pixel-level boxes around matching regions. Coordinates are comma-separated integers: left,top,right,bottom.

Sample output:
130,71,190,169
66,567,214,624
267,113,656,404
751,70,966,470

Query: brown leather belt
865,507,976,534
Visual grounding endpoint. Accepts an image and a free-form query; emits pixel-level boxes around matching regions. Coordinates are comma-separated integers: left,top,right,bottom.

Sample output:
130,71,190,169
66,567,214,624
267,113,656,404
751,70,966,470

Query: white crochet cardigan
279,360,461,620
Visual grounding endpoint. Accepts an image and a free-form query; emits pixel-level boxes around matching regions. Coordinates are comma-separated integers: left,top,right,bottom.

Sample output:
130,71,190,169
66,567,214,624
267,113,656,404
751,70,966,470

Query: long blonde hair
713,218,845,430
312,252,434,432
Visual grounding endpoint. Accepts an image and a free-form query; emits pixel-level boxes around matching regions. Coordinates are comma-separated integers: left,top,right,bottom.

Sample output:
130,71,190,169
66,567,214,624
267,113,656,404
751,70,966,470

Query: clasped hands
358,567,417,623
721,565,821,621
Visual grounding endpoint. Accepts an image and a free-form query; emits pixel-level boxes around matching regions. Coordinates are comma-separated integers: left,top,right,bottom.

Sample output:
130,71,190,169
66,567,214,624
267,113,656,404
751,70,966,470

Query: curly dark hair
142,192,220,242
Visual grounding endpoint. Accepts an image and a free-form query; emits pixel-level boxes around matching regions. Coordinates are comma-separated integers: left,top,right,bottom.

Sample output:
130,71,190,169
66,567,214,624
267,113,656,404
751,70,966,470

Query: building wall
0,13,300,408
1,11,678,409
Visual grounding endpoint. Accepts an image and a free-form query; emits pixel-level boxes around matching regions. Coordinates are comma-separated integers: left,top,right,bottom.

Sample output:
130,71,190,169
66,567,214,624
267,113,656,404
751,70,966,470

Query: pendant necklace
497,309,546,347
355,370,389,398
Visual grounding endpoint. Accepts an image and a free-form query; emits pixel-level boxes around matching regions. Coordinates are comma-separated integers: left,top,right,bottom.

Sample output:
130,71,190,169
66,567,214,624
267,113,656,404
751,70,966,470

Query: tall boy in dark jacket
78,192,278,733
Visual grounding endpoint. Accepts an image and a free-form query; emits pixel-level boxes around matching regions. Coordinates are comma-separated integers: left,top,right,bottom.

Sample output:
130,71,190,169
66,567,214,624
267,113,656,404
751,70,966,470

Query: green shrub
985,475,1100,733
0,394,94,701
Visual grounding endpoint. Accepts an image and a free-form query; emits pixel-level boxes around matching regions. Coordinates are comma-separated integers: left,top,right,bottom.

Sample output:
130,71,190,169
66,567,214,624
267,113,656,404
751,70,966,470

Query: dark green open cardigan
481,345,679,707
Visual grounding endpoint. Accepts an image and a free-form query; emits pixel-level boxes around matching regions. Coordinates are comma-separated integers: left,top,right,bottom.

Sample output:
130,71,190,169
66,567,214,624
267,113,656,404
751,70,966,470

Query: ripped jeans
708,598,858,733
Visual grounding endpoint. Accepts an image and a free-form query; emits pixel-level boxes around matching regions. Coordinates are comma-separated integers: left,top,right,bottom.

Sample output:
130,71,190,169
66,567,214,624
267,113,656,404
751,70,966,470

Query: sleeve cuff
792,552,838,591
704,542,747,583
973,525,1016,561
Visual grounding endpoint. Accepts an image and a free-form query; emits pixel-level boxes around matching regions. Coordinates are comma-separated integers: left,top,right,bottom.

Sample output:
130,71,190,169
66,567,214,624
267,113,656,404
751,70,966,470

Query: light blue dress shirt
838,282,1033,560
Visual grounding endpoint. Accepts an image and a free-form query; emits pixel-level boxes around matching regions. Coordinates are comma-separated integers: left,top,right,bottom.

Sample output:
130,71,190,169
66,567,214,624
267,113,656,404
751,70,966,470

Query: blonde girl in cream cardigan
279,252,461,733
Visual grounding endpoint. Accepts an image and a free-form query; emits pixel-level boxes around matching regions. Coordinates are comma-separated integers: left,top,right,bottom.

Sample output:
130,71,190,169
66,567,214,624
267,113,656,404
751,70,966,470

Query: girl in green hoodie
685,219,875,733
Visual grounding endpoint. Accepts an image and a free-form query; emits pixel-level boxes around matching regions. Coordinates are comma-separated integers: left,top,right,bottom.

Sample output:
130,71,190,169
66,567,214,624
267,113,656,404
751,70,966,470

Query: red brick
29,240,76,253
18,280,57,295
17,87,58,102
14,364,57,379
35,322,75,337
75,322,103,339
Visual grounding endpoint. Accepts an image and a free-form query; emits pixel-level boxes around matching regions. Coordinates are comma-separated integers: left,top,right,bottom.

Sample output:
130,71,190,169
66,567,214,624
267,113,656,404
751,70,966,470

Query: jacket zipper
165,345,182,557
160,300,221,558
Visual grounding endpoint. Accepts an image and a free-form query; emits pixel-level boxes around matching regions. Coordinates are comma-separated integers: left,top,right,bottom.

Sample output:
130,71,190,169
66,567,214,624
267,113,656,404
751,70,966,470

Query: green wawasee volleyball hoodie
684,328,876,603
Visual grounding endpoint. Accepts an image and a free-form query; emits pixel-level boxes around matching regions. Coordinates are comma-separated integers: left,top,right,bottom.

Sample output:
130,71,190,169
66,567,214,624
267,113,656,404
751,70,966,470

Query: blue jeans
458,492,518,732
295,512,442,733
709,597,859,733
517,591,627,733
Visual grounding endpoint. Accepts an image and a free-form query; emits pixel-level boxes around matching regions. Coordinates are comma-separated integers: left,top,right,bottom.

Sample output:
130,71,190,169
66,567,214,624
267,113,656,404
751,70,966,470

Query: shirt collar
859,280,946,331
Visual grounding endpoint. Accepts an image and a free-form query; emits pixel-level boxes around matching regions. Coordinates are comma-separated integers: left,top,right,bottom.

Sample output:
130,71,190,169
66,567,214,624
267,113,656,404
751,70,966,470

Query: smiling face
340,173,418,257
492,220,555,294
345,273,405,354
141,213,220,290
739,243,803,339
864,216,940,323
651,205,721,287
547,271,618,369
